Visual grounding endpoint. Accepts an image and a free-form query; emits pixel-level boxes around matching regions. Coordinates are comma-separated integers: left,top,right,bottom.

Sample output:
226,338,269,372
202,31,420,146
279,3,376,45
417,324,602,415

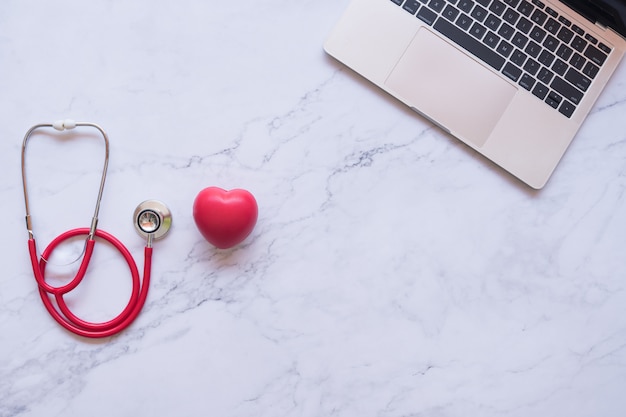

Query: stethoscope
21,120,172,338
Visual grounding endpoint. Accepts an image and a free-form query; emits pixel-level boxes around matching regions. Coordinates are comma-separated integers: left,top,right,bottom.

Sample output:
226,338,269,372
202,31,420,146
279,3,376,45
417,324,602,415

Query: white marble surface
1,0,626,416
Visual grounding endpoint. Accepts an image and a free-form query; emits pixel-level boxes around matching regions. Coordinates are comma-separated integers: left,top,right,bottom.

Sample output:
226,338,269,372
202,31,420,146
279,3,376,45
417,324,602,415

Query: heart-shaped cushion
192,187,258,249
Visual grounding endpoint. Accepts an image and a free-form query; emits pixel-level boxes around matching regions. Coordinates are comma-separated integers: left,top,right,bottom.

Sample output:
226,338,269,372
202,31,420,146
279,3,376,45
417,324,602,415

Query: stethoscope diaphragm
133,200,172,241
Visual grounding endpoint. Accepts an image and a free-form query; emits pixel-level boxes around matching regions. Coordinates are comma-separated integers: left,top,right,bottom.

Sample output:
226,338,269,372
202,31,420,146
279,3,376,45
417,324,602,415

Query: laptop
325,0,626,188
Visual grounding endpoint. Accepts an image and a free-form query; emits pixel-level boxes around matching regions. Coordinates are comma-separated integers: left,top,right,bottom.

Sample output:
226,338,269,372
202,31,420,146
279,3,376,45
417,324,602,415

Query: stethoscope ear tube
21,121,109,241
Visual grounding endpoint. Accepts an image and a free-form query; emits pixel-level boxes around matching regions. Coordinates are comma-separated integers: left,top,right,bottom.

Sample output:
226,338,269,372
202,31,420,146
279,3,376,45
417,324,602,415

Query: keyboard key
471,5,489,22
498,22,515,39
512,32,528,48
552,58,568,75
469,21,488,38
584,44,608,66
484,31,501,48
511,49,528,65
485,13,502,30
571,24,584,35
565,67,591,91
497,40,514,57
532,82,549,99
543,34,559,52
598,42,612,54
443,5,461,21
531,0,544,8
583,61,599,78
417,7,438,24
489,0,506,16
519,73,536,90
538,49,555,66
523,57,540,75
478,5,489,22
530,26,547,42
503,62,523,81
571,35,587,52
456,13,474,30
558,16,571,26
569,52,585,70
530,8,547,25
545,6,558,17
428,0,446,13
516,16,533,33
517,0,534,16
537,67,554,84
476,0,491,6
403,1,421,14
525,40,542,57
551,76,583,104
391,0,404,5
557,26,574,43
433,18,506,70
585,33,598,44
458,0,475,13
503,9,520,25
556,43,573,60
544,17,561,35
559,100,576,118
545,91,562,108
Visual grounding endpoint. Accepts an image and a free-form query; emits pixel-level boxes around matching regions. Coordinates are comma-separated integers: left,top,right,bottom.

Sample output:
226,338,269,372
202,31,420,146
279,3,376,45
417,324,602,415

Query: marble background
1,0,625,416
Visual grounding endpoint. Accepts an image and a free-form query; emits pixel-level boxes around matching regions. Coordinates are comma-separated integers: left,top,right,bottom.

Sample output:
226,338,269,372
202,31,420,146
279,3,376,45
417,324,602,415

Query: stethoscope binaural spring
21,120,172,338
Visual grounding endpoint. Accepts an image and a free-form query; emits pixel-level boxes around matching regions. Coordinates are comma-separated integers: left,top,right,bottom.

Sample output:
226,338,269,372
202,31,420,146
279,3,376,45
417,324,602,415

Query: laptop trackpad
385,28,516,147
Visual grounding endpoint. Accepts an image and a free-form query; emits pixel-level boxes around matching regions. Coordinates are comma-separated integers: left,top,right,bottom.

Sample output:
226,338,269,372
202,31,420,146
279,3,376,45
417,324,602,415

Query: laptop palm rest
385,28,516,148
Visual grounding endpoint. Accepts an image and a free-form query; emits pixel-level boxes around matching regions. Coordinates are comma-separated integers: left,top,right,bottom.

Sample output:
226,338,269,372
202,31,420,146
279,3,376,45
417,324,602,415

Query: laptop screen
561,0,626,38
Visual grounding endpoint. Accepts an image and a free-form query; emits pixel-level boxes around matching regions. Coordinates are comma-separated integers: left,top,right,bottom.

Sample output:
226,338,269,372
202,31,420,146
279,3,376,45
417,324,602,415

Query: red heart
192,187,258,249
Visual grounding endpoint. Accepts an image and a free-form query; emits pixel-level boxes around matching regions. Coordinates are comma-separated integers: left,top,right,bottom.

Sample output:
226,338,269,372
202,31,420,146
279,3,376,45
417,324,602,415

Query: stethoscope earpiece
133,200,172,242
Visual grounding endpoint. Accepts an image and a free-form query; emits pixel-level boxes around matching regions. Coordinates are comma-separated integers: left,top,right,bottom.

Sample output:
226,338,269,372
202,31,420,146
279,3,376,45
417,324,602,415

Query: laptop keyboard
390,0,613,118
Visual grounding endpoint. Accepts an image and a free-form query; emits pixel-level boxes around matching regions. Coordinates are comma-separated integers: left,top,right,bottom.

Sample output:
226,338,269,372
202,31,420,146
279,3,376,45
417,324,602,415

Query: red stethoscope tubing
28,227,152,338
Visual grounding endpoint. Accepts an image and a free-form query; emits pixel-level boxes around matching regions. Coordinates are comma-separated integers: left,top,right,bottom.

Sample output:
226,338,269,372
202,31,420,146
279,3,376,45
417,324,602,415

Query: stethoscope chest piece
134,200,172,241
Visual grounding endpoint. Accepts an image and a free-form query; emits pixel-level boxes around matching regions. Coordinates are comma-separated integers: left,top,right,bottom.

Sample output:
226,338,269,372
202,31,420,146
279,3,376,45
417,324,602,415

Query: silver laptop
325,0,626,188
